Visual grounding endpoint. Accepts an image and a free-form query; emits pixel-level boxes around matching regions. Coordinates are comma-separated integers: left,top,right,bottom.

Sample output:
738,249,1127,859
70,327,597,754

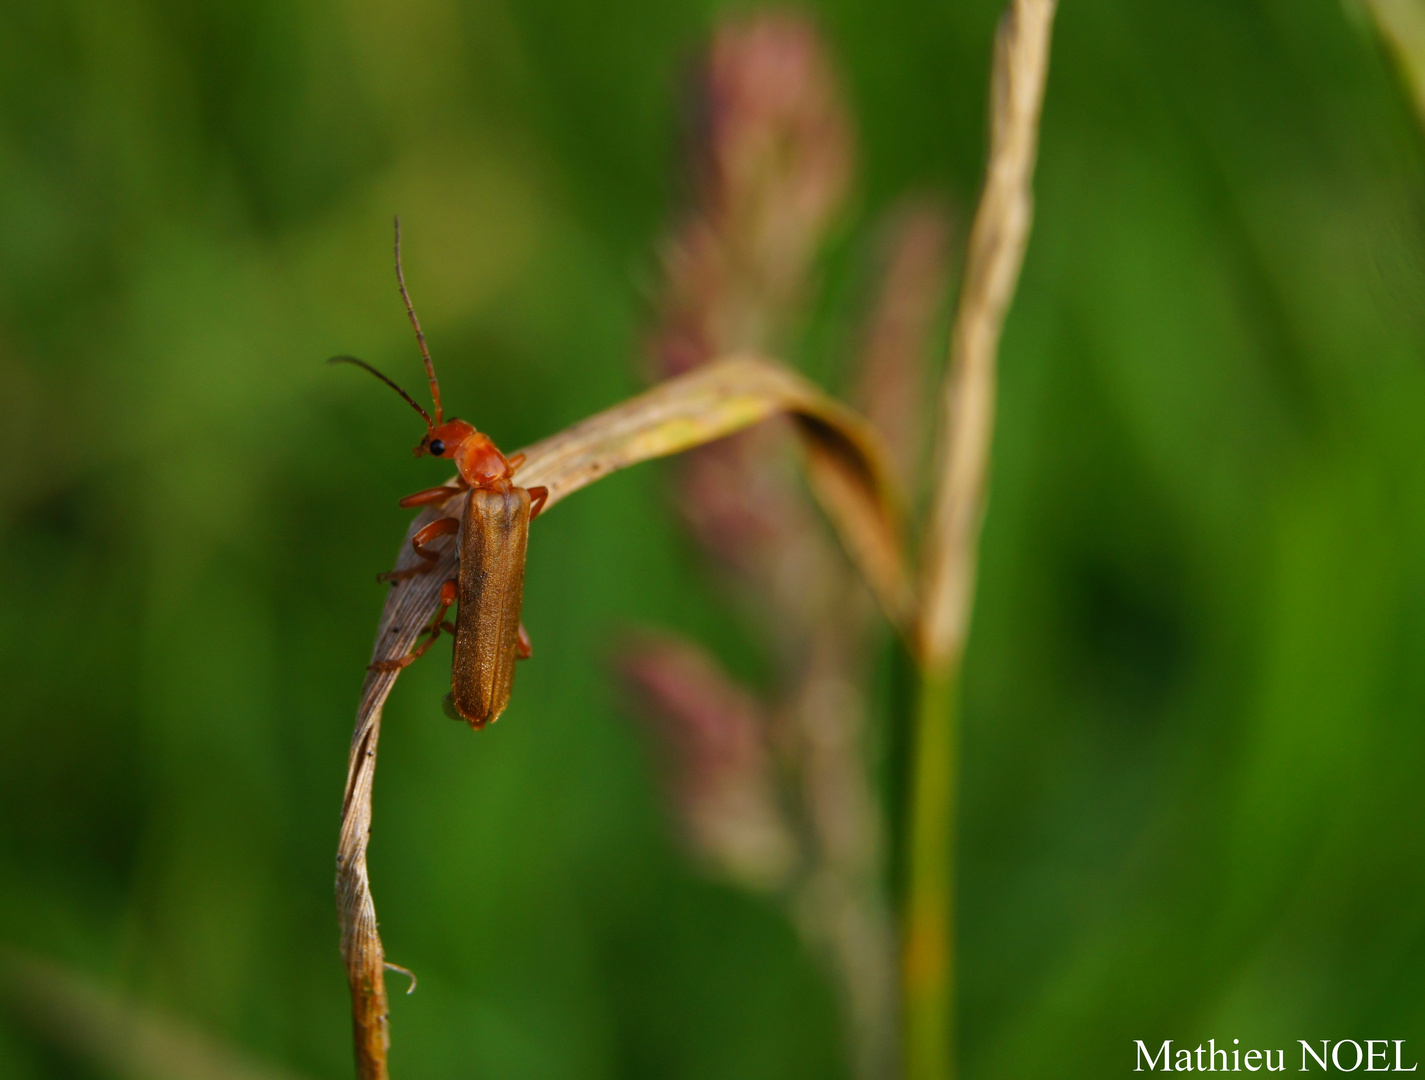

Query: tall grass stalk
904,2,1057,1076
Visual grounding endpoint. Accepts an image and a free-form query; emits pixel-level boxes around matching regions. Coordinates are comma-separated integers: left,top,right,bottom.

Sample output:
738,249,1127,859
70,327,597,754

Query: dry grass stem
918,0,1055,666
904,2,1056,1078
337,353,904,1080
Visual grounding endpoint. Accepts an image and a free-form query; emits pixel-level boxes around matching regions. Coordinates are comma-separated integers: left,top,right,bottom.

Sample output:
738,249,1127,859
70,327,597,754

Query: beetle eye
428,439,446,456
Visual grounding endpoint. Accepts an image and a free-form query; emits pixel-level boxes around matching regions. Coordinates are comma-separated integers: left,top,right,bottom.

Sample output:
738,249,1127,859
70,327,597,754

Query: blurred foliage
2,0,1425,1077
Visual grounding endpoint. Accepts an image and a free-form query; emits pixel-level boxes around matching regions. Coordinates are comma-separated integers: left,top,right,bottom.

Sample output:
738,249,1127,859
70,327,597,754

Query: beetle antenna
329,356,433,429
393,216,443,426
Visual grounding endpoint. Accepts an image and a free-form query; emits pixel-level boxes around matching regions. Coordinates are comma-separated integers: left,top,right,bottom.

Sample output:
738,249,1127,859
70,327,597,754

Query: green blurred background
3,0,1425,1077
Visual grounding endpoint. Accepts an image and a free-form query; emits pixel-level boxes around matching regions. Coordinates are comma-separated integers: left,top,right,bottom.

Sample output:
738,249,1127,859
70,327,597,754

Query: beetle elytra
333,219,547,728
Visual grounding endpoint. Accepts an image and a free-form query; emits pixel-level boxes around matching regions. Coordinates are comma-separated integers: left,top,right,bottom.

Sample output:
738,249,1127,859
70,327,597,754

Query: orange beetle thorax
428,423,504,490
456,436,510,487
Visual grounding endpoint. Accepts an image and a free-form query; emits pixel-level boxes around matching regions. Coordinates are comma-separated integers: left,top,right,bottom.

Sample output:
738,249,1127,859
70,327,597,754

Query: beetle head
417,420,477,461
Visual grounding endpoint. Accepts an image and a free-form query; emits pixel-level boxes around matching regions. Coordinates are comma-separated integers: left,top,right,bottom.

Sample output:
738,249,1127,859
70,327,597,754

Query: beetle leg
369,579,458,671
399,483,467,509
527,486,549,520
378,517,460,582
505,452,526,471
410,517,461,562
516,624,533,660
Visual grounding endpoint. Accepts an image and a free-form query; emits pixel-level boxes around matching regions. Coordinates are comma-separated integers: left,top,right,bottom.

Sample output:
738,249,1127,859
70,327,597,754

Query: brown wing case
449,485,531,727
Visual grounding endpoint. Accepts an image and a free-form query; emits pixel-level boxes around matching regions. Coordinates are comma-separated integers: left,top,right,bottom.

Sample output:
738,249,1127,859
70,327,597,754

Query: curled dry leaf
337,352,906,1080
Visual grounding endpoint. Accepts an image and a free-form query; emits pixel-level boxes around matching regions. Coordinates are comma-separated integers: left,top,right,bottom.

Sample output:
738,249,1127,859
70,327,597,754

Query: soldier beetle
333,220,547,727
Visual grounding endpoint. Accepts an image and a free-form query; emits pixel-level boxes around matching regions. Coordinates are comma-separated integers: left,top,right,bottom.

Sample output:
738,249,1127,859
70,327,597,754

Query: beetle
333,220,548,728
